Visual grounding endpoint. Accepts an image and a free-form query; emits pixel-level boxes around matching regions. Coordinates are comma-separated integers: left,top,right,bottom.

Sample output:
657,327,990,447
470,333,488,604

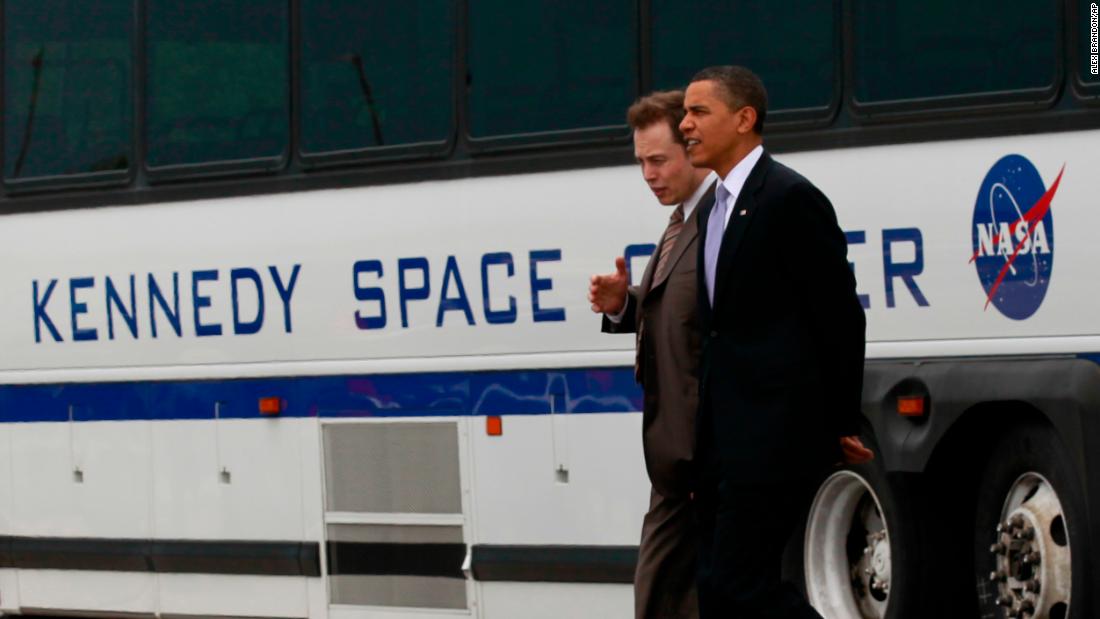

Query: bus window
300,0,454,159
650,0,836,117
467,0,636,141
852,1,1059,106
3,0,132,181
1079,0,1100,90
145,0,288,170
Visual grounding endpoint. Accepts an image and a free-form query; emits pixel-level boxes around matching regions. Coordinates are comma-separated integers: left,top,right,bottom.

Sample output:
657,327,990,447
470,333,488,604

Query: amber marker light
487,415,503,436
897,395,926,418
259,397,284,416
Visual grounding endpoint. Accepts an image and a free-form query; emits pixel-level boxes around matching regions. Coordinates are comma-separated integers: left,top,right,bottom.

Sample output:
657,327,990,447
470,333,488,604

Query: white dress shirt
678,170,718,222
715,144,764,230
607,171,719,322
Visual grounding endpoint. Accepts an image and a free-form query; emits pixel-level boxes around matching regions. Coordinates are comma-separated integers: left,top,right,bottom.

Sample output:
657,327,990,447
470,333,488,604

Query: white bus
1,1,1099,618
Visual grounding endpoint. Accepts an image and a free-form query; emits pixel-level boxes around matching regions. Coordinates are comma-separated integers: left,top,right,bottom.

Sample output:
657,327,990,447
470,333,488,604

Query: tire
973,424,1091,619
797,434,928,619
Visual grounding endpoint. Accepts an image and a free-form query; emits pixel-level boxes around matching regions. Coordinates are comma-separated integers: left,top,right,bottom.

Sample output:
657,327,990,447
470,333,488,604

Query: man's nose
679,116,692,134
643,163,657,180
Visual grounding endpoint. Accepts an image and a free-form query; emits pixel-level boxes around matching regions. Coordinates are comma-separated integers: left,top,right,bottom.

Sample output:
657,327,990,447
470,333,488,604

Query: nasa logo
970,154,1064,320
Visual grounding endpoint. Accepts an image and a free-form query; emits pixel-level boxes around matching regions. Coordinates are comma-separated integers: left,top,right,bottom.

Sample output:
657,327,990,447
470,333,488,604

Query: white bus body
0,128,1097,618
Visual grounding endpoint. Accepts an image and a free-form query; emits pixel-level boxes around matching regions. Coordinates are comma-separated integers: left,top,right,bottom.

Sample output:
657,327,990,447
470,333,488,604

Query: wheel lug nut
1025,580,1040,594
990,570,1006,582
1010,515,1026,528
990,542,1006,554
997,595,1013,607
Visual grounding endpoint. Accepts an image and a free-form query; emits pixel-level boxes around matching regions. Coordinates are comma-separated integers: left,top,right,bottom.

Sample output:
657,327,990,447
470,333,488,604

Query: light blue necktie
704,184,730,307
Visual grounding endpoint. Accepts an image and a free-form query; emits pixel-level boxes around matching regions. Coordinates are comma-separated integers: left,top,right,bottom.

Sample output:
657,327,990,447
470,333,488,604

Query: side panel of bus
0,128,1099,617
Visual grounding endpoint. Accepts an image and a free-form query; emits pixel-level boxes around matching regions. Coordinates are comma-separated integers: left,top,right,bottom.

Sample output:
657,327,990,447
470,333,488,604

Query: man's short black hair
691,65,767,134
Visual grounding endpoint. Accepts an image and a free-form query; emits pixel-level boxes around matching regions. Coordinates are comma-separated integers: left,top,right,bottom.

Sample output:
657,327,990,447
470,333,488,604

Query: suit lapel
697,198,715,325
636,231,660,304
713,153,771,312
649,184,712,292
632,213,666,375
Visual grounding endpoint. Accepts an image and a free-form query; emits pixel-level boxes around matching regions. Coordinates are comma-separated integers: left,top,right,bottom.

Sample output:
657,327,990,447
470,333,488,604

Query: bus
1,1,1099,618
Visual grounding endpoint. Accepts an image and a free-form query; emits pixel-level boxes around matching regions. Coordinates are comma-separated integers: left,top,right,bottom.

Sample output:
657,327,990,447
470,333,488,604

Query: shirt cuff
605,294,630,323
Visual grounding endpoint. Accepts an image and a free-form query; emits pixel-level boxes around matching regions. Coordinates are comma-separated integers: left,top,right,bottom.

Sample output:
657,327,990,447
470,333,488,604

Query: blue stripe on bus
0,368,642,423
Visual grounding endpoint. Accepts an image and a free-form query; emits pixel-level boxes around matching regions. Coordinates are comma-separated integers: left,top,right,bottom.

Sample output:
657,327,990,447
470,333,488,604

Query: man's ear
737,106,757,135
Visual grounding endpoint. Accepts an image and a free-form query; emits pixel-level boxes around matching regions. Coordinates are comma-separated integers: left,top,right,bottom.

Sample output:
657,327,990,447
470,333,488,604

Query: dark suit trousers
694,479,823,619
635,487,699,619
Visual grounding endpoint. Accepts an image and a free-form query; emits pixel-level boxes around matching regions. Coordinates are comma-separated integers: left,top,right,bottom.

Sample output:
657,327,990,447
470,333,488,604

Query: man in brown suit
588,90,715,619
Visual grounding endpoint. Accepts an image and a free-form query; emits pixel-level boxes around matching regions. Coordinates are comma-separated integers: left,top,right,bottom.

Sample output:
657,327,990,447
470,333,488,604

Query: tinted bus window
1081,0,1100,86
146,1,288,169
4,0,132,180
467,1,636,139
852,1,1058,104
651,0,835,113
301,1,453,155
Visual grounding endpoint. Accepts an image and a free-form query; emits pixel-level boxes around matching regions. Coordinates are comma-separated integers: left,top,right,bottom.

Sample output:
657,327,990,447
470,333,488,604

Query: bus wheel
974,426,1087,619
804,466,918,619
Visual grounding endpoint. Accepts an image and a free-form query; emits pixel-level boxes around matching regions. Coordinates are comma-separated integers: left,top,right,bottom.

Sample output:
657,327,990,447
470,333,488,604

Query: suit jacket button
710,330,718,338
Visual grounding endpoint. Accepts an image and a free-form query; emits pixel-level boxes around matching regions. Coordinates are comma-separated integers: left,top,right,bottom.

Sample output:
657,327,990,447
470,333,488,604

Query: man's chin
652,190,679,205
687,152,711,168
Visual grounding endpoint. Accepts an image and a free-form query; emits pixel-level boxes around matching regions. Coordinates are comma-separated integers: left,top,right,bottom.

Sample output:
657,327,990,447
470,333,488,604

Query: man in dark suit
678,66,874,618
588,90,716,619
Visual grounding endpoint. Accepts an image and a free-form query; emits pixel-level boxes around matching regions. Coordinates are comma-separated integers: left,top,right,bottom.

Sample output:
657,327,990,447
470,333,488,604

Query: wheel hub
987,473,1071,618
856,529,891,599
805,470,890,619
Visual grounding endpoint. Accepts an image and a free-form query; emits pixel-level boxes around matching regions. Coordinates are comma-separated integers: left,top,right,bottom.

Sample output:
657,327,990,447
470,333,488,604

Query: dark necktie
653,204,685,283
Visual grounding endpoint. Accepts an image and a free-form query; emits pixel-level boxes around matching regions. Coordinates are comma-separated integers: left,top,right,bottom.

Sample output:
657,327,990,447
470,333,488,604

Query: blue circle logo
970,155,1062,320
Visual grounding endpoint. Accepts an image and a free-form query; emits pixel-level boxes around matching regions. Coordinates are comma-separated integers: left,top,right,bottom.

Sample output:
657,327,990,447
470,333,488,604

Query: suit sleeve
601,286,640,334
780,182,866,438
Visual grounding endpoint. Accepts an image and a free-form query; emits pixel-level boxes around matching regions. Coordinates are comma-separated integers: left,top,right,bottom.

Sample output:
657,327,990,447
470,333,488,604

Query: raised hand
588,256,629,315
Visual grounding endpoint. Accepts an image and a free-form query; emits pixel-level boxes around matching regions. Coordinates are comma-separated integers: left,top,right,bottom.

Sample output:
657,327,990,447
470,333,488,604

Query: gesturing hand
840,435,874,465
588,256,629,315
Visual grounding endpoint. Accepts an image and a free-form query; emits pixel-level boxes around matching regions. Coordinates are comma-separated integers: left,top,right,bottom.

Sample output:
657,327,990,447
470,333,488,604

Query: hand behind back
840,435,874,465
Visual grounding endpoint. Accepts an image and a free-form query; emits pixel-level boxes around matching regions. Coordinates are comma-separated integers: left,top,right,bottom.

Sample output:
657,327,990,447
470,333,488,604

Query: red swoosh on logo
968,164,1064,310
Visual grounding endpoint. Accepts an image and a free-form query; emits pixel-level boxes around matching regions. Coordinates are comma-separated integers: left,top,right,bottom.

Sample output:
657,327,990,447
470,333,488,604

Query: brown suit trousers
603,189,711,619
635,487,699,619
